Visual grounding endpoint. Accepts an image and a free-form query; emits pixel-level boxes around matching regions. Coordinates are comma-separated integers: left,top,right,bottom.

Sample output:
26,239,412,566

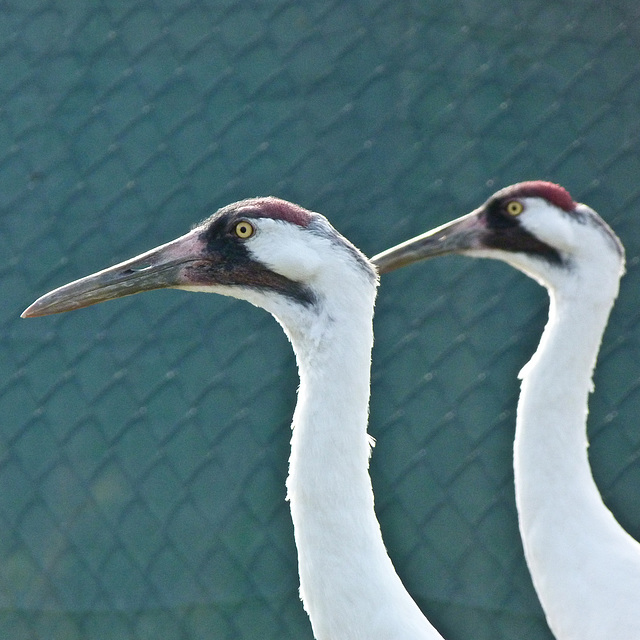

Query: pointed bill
371,210,485,274
22,230,208,318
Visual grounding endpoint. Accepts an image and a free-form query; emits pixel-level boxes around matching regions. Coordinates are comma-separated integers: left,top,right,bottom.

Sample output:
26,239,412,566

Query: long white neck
515,283,640,639
283,280,443,640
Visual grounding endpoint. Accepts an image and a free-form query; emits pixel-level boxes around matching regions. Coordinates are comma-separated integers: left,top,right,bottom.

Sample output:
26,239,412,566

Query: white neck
515,284,640,639
282,281,443,640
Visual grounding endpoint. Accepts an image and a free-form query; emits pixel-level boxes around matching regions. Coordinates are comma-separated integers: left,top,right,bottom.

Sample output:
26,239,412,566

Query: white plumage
23,198,444,640
372,181,640,639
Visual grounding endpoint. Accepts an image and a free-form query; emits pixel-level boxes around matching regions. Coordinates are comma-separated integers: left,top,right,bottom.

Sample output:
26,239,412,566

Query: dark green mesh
3,1,640,638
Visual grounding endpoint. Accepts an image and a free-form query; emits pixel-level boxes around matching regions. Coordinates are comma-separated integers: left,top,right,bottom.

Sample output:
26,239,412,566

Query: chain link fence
2,0,640,638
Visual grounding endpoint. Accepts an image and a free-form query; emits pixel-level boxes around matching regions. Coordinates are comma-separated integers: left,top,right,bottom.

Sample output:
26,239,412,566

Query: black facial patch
187,208,316,306
481,197,563,265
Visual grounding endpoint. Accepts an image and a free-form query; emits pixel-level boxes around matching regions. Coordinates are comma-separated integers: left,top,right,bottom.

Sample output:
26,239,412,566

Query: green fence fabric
3,1,640,639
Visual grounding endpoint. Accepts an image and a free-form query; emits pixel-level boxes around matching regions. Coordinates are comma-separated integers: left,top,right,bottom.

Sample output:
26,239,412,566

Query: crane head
371,181,625,290
22,197,376,321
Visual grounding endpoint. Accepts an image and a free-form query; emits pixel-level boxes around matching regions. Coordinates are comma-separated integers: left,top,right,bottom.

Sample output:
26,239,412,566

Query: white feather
473,197,640,639
183,214,444,639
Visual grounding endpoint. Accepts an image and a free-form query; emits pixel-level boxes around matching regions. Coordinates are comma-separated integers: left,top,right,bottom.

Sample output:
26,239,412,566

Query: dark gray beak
371,209,486,274
22,229,208,318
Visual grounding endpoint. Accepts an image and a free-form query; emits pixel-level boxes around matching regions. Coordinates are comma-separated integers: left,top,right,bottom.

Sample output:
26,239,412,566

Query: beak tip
21,305,34,319
21,293,65,318
21,301,44,318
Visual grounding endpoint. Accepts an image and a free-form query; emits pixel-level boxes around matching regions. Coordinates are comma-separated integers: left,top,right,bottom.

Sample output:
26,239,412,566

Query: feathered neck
514,281,640,639
282,274,443,640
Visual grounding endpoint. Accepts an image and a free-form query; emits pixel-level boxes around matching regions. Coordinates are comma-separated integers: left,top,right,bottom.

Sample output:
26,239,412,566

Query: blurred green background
3,1,640,638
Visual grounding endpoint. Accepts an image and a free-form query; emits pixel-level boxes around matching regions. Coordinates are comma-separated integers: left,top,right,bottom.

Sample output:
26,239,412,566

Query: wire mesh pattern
3,0,640,638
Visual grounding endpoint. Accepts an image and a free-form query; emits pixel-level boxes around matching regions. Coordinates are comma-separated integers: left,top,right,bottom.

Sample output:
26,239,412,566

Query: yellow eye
506,200,524,216
235,220,254,239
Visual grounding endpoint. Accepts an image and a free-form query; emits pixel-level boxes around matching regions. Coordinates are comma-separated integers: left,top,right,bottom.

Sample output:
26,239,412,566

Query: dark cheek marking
481,203,563,265
191,211,317,305
183,261,317,306
484,227,563,265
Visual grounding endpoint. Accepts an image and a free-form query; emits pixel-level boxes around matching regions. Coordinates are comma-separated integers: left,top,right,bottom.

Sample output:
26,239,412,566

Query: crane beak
22,229,209,318
371,209,486,274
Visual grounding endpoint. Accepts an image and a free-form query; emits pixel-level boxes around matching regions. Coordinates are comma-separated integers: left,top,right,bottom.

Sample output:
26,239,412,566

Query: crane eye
234,221,255,239
506,200,524,216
